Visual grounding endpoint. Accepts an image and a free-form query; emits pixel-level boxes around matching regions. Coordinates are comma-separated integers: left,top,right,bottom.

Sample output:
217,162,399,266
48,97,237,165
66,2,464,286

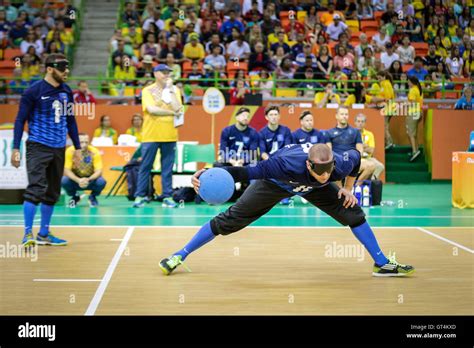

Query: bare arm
88,169,103,181
356,143,364,156
64,168,81,184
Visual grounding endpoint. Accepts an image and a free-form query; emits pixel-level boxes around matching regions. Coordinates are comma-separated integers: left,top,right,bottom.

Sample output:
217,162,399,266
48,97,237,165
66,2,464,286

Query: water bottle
354,185,362,206
362,184,370,207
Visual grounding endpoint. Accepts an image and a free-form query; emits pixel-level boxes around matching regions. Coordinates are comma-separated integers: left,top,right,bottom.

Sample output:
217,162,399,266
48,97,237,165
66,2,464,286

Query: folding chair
106,145,142,198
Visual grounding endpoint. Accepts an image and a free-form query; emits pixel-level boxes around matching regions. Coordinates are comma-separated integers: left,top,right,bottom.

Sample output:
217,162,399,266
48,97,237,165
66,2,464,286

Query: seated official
93,115,118,145
314,82,341,108
354,113,385,180
126,113,143,142
61,133,106,207
454,86,473,110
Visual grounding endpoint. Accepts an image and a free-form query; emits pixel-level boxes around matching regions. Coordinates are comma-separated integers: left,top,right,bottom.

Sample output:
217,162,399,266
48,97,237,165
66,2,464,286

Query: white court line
110,238,123,241
85,226,134,316
34,279,101,282
417,227,474,254
0,225,472,229
0,214,472,219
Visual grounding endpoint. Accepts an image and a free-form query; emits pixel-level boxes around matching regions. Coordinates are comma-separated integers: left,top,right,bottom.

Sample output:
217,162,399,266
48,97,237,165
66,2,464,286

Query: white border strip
0,225,472,229
34,279,101,282
417,227,474,254
84,226,135,316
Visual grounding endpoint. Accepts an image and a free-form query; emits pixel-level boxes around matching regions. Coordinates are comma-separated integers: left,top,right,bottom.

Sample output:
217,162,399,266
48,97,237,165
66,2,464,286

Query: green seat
182,143,215,167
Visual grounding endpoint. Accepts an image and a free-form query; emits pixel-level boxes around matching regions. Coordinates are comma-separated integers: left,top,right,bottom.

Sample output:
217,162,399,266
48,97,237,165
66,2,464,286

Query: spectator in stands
431,61,452,90
344,83,374,107
32,10,55,38
275,57,295,87
357,0,374,19
438,27,452,52
406,76,423,162
220,10,244,42
424,43,442,72
304,5,320,32
93,115,118,145
2,0,17,22
183,33,205,62
204,45,227,76
295,44,317,67
432,36,448,58
296,68,323,98
358,47,376,77
248,42,271,72
285,16,305,41
48,31,67,54
229,70,250,88
314,82,341,108
396,36,415,64
122,23,143,52
343,0,358,20
292,110,327,145
57,0,78,28
334,46,355,74
166,53,181,81
391,23,406,47
164,9,184,32
205,33,225,55
227,34,251,61
184,9,203,35
372,0,387,11
326,13,349,42
335,32,355,55
354,33,373,59
186,61,205,86
126,114,143,142
445,46,464,78
380,2,396,26
354,114,385,180
381,42,400,70
20,53,40,81
246,22,266,48
253,69,273,99
158,36,183,64
464,49,474,78
19,0,39,22
218,106,259,168
9,18,28,47
371,26,391,53
17,10,31,28
388,59,403,80
295,55,316,80
290,32,306,59
458,7,470,30
8,68,28,95
405,15,423,42
260,9,279,36
20,31,44,56
393,72,409,98
161,0,177,20
316,45,334,77
425,16,440,43
112,39,134,66
454,86,473,110
244,1,263,22
140,32,160,59
270,31,291,55
73,81,96,104
136,55,154,78
123,2,140,24
326,106,363,158
47,20,73,47
407,56,428,81
62,133,106,208
229,79,249,105
320,2,345,27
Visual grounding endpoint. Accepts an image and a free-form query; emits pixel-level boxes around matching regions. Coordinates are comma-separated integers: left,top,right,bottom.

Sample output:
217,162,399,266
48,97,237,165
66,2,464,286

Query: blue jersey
291,128,327,145
13,79,80,149
247,143,361,196
259,125,292,158
219,125,259,164
325,126,362,154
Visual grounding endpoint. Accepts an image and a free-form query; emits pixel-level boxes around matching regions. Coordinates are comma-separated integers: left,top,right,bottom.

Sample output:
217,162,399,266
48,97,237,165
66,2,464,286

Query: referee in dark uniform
11,53,81,247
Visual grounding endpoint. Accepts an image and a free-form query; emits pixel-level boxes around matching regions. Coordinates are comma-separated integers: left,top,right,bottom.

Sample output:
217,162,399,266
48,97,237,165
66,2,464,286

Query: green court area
0,183,472,228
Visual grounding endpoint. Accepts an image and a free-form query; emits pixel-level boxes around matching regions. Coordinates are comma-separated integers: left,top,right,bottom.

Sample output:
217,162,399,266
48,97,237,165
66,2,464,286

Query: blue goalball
199,168,235,205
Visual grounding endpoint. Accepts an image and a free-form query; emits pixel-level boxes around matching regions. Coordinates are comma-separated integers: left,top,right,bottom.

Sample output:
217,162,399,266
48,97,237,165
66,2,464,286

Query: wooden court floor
0,226,472,315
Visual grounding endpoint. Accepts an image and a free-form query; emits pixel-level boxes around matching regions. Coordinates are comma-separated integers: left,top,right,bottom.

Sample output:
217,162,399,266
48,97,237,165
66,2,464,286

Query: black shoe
68,195,81,208
373,252,415,277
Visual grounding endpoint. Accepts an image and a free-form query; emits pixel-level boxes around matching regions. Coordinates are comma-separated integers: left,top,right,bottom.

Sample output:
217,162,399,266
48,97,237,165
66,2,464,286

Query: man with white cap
326,13,349,41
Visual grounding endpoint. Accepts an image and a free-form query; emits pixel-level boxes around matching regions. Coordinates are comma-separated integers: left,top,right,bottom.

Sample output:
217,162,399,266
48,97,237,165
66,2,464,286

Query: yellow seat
123,86,135,97
275,89,297,97
346,20,360,32
297,11,307,24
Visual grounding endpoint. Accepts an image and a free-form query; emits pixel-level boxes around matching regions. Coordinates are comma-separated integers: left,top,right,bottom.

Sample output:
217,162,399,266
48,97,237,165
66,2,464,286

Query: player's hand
191,169,206,194
338,188,357,208
79,178,89,188
11,149,21,168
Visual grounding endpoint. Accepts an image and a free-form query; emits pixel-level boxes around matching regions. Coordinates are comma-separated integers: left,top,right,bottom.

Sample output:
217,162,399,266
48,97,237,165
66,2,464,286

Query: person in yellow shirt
354,114,385,180
314,82,341,107
164,9,185,31
46,20,74,46
93,115,118,144
344,85,373,107
406,76,423,162
133,64,183,208
126,113,143,142
319,3,344,27
62,133,106,207
183,33,205,62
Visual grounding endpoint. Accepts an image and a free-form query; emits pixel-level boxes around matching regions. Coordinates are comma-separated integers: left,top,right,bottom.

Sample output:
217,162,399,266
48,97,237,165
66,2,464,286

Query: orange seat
0,60,15,69
183,61,203,72
374,11,384,24
280,11,290,19
403,64,414,72
226,61,248,73
4,48,22,60
451,77,470,90
435,91,459,99
360,20,378,31
328,41,337,56
412,42,428,56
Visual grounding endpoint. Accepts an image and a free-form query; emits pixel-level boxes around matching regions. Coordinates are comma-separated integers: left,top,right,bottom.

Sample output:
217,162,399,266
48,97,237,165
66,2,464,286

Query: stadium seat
374,11,384,24
346,20,360,32
435,91,459,99
297,11,307,24
412,42,428,56
364,30,378,41
226,61,248,73
0,60,15,69
360,20,378,31
183,61,203,72
4,48,21,60
403,64,414,72
275,89,297,97
451,77,470,91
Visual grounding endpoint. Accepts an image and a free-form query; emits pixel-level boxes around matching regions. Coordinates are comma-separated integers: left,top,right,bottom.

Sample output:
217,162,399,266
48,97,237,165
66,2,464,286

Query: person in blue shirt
325,106,363,157
11,53,81,247
217,107,259,166
259,106,292,160
407,56,429,81
454,86,473,110
291,110,327,145
159,143,414,278
219,10,244,42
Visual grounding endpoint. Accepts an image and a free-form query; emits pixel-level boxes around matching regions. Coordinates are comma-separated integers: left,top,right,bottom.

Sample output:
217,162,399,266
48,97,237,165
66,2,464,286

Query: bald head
308,144,333,163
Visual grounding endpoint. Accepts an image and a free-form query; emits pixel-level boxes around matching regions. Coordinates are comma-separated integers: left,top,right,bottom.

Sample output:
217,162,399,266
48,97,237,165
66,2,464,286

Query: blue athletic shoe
22,233,36,247
162,197,177,208
36,233,68,246
133,196,150,208
279,198,291,205
88,195,99,207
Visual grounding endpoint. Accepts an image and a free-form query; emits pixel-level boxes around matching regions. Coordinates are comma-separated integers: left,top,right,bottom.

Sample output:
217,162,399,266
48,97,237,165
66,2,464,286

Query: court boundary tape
84,226,135,316
416,227,474,254
0,225,471,229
